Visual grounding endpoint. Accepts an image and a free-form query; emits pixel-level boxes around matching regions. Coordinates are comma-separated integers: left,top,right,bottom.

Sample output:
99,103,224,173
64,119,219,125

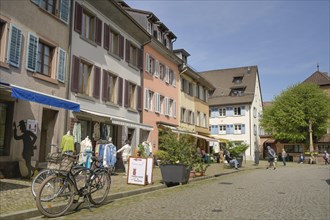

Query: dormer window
230,87,245,96
233,76,243,84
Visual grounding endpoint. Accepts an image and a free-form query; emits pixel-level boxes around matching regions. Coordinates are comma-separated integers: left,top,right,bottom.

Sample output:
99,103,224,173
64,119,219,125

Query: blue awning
11,85,80,112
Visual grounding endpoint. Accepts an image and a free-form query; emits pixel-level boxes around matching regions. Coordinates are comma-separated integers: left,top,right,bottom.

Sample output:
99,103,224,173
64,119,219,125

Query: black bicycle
35,153,111,218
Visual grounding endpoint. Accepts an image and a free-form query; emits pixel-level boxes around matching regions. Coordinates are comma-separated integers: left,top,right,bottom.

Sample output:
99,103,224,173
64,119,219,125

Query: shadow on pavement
0,181,30,191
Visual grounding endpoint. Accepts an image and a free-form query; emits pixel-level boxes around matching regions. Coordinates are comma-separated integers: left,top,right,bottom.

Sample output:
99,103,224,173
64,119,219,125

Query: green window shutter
7,24,22,68
26,32,39,72
59,0,70,24
56,48,66,83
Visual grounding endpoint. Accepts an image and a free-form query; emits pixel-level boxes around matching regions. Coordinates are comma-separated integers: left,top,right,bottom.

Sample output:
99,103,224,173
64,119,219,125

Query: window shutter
7,24,22,68
93,66,101,99
26,32,39,72
172,72,176,86
74,2,82,34
145,53,150,73
71,55,80,93
59,0,70,24
117,77,123,106
242,124,246,134
144,88,149,110
165,66,169,83
125,39,130,63
173,100,176,118
103,23,109,50
31,0,40,5
95,17,102,46
124,80,129,108
56,48,66,83
102,70,108,101
119,34,124,59
241,106,245,116
226,106,233,116
137,85,142,111
154,60,159,77
137,48,143,71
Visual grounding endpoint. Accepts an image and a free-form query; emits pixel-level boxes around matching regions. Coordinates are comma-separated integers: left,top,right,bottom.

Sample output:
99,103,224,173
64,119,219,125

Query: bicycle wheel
73,167,91,195
31,169,55,198
35,175,74,218
88,170,110,205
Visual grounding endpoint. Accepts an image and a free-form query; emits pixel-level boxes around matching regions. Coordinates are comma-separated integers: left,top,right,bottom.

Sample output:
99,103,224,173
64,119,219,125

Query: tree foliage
260,83,330,143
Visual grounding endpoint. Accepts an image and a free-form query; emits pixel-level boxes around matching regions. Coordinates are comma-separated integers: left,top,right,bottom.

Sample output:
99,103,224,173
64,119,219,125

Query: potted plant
224,141,249,167
193,162,210,177
155,126,198,186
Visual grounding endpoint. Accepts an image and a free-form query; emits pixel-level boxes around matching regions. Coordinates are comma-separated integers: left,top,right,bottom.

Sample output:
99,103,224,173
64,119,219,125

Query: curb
0,170,239,220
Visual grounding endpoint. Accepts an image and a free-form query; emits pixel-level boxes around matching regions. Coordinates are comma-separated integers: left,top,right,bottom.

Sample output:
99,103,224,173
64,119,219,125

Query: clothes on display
61,132,75,152
73,122,81,143
95,141,117,168
79,136,92,168
101,124,111,140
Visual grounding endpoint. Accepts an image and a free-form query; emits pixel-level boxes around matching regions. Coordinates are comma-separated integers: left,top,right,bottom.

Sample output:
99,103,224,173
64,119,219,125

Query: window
26,33,67,82
159,63,165,80
317,144,330,153
145,53,155,74
181,107,185,122
32,0,70,24
79,60,92,95
125,40,143,70
234,107,241,116
102,70,117,104
147,21,152,34
219,125,226,134
165,66,170,83
232,76,243,84
144,88,153,111
165,97,171,116
109,29,119,56
160,95,164,114
253,107,257,118
127,82,136,109
230,87,245,96
201,113,206,127
36,41,54,76
234,124,242,134
170,69,176,86
219,108,226,116
0,17,9,65
196,112,200,126
154,93,160,113
74,2,101,46
284,145,304,153
170,99,176,118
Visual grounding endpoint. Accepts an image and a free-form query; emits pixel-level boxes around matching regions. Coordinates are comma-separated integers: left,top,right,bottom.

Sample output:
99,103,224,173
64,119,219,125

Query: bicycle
35,153,111,218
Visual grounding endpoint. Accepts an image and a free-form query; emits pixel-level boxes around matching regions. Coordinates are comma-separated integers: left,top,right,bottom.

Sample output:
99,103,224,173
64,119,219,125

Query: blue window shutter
56,48,66,83
226,125,230,134
59,0,70,24
226,106,233,116
242,124,246,134
230,124,234,134
26,32,39,72
31,0,40,5
7,24,22,68
211,107,218,118
241,106,245,116
214,125,219,134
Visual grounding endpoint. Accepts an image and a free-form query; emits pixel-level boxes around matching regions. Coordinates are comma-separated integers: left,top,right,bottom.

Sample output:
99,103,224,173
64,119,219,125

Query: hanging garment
61,134,74,152
73,122,81,143
93,122,100,140
79,137,92,166
103,143,117,167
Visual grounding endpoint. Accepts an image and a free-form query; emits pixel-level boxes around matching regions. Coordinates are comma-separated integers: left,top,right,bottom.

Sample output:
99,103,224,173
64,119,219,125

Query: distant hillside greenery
260,83,330,143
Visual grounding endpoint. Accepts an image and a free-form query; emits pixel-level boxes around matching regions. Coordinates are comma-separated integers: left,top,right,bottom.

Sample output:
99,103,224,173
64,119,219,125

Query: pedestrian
266,145,276,170
281,149,287,166
298,153,305,164
224,153,239,170
13,120,37,178
117,139,132,176
323,151,329,165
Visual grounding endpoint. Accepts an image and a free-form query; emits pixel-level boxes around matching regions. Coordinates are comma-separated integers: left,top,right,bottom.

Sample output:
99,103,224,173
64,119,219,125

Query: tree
260,83,330,149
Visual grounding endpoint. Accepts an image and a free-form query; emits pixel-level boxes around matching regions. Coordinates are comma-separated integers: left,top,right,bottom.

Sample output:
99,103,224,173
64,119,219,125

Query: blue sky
126,0,330,101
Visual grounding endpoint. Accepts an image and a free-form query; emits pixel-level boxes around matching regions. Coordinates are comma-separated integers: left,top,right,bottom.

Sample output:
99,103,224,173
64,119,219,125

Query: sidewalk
0,160,266,220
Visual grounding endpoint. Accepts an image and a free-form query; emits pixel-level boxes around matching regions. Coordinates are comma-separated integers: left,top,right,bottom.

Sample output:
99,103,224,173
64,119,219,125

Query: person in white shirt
117,140,131,176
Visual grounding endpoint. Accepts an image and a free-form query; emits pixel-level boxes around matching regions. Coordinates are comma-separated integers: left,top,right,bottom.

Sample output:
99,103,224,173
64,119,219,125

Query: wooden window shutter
124,80,129,108
119,34,124,59
102,70,108,101
125,39,130,63
103,23,109,50
95,17,102,46
137,48,143,71
93,66,101,99
117,77,123,106
71,55,80,93
74,2,82,34
59,0,70,24
137,85,142,111
7,24,22,68
56,48,66,83
26,32,39,72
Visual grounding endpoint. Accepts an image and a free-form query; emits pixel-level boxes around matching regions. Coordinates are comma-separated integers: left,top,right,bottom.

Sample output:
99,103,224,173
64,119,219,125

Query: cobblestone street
48,164,329,220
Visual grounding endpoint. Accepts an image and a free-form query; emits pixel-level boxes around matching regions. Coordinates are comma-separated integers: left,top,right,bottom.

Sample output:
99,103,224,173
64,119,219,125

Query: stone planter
159,164,190,187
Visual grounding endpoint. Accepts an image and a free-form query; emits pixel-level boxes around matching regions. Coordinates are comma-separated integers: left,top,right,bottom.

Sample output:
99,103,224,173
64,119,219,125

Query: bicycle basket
47,152,74,172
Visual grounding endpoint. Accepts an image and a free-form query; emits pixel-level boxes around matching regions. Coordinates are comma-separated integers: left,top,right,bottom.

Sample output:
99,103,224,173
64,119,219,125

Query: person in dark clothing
13,120,37,178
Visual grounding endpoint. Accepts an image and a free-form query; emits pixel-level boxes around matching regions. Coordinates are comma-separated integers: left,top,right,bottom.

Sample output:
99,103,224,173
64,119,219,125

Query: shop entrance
39,109,58,162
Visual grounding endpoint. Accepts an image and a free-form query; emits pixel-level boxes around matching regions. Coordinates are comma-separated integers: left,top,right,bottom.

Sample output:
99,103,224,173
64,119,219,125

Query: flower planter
160,164,190,187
